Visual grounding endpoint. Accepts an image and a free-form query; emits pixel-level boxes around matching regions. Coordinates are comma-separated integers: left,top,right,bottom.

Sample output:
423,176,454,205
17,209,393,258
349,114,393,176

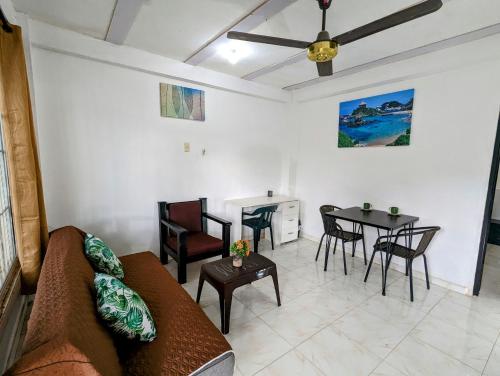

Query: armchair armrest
160,219,188,235
160,219,188,254
202,213,231,258
203,213,232,227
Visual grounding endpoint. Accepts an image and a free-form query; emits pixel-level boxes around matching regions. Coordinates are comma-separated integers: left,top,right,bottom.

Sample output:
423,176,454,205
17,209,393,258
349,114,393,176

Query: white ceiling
13,0,500,89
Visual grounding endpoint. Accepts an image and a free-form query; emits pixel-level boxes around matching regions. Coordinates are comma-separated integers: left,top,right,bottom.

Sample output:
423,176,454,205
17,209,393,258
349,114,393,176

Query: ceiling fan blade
227,31,311,49
332,0,443,45
316,61,333,77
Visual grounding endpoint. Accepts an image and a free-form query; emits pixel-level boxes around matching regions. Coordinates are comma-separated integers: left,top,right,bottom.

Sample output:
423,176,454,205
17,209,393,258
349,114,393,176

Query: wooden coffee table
196,253,281,334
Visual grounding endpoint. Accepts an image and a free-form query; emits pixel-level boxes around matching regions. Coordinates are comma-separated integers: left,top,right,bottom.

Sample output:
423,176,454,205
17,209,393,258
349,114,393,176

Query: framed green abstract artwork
160,83,205,121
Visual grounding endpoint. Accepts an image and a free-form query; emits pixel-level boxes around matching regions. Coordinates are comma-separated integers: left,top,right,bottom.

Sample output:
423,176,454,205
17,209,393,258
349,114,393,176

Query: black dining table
325,206,419,295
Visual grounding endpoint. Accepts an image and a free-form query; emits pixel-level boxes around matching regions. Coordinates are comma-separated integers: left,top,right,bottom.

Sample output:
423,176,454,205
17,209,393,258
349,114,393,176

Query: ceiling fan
227,0,443,77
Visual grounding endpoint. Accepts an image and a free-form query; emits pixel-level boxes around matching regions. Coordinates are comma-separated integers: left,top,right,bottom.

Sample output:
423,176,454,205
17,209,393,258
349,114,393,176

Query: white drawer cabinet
225,196,300,246
278,200,300,243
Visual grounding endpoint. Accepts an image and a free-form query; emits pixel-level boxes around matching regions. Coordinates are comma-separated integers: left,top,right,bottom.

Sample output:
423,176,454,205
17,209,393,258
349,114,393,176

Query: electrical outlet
184,142,190,152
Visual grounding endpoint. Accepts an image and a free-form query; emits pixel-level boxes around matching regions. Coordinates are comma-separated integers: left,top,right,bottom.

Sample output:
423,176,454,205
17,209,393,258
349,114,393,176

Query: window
0,118,16,289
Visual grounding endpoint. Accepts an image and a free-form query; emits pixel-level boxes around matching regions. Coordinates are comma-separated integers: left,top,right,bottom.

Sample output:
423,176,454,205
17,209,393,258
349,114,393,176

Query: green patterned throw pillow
85,234,124,279
94,273,157,342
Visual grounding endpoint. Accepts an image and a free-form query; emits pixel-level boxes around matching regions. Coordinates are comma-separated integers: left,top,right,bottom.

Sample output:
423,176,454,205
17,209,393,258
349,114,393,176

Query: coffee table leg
271,269,281,306
222,290,233,335
219,294,225,333
196,273,205,304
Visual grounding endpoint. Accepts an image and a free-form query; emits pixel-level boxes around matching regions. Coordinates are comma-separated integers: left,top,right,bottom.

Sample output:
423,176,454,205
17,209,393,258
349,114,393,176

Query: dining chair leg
342,241,347,275
333,237,338,255
423,255,430,290
409,260,414,302
253,229,260,253
315,233,325,261
269,225,275,250
364,250,376,282
352,238,356,258
324,236,331,271
380,251,386,293
405,259,409,276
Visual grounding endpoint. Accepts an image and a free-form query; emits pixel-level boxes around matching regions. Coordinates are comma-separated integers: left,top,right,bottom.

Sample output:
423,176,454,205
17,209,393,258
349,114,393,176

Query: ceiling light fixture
218,41,251,65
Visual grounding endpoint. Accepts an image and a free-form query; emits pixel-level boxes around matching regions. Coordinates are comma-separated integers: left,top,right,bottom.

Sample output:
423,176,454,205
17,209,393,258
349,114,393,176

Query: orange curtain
0,25,48,294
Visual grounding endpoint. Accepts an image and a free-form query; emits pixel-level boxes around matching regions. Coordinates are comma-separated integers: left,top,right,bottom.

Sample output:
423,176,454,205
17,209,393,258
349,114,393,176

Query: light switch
184,142,190,152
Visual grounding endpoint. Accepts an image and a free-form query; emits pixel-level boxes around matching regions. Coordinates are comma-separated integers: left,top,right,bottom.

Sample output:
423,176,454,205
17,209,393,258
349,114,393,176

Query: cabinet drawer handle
288,219,294,222
288,232,294,235
289,206,295,209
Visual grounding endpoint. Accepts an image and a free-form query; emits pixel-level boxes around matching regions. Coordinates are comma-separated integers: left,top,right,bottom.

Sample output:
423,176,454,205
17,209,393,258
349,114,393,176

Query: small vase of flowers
230,240,250,268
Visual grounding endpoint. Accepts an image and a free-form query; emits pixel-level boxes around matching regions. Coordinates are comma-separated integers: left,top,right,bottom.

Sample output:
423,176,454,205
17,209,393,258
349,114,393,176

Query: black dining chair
315,205,367,275
242,205,278,253
364,226,441,301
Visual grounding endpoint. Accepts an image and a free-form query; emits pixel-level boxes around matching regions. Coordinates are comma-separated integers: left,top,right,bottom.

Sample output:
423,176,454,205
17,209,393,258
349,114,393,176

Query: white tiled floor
165,239,500,376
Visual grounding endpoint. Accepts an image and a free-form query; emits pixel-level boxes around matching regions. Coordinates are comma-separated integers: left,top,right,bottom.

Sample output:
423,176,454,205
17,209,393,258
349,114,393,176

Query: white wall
30,44,289,256
290,35,500,293
27,19,500,293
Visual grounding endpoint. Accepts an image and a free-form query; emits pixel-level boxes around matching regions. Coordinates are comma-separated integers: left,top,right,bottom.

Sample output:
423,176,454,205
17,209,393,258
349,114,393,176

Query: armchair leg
178,262,187,284
222,224,231,258
160,248,168,264
315,233,325,261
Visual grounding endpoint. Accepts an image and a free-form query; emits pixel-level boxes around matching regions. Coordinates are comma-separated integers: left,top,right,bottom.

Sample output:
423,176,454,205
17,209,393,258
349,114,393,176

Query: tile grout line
481,328,499,375
367,290,450,375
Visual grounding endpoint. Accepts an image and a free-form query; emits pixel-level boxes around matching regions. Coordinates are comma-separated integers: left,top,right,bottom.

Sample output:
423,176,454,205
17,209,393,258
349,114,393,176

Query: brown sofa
7,226,234,376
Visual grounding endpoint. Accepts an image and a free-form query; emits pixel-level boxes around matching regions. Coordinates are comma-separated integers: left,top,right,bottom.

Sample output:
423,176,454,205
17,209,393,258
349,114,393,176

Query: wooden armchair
158,198,231,284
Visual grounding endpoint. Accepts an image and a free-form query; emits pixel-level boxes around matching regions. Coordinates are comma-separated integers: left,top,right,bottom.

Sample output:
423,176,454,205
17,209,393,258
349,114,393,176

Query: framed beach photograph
338,89,414,148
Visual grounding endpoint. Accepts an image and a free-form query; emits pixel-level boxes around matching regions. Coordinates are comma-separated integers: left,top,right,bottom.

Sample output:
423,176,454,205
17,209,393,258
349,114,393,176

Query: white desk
225,195,300,245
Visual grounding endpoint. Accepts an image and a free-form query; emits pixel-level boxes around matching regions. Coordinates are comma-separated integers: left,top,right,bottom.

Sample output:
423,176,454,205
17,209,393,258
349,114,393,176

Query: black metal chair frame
364,226,440,301
158,198,232,284
242,205,278,253
315,205,367,275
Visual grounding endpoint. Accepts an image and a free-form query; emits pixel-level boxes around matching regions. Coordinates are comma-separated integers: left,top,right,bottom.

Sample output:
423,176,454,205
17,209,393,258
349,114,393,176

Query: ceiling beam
243,50,306,80
185,0,298,66
105,0,144,45
284,22,500,91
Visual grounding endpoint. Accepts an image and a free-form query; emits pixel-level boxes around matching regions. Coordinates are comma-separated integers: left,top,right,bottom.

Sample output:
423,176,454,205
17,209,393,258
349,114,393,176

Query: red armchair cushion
167,233,224,257
168,201,202,233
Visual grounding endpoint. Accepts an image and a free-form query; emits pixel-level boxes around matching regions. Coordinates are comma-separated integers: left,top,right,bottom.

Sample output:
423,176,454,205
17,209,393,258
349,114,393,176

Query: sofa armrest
190,351,235,376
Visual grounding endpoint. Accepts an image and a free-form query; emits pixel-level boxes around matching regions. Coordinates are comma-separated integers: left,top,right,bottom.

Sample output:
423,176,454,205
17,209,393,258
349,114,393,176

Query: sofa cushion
118,251,232,376
85,234,124,279
8,226,122,376
168,200,202,232
95,273,157,342
167,232,223,256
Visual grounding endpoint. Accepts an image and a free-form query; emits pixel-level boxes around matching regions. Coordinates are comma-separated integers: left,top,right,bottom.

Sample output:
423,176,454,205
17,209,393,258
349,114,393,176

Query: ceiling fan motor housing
307,31,338,63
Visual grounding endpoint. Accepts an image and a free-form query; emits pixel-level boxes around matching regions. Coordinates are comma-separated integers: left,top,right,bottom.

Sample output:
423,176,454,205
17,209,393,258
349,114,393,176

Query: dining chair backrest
252,205,278,228
319,205,342,233
396,226,441,257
